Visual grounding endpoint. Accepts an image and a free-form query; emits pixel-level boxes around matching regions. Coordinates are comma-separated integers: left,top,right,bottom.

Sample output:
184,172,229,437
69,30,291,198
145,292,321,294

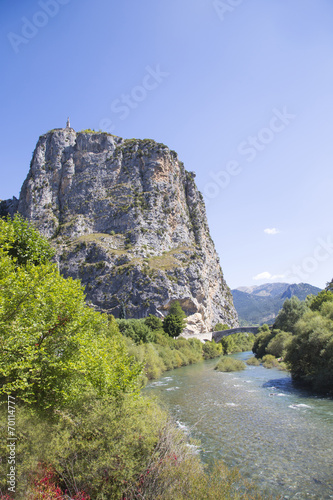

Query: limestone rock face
3,128,238,332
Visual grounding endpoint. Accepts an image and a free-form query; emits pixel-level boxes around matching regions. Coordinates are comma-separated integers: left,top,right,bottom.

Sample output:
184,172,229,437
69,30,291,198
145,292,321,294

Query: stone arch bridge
182,326,271,343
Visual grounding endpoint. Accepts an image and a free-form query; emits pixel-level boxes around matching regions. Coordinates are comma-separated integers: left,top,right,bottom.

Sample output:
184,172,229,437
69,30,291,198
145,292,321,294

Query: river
144,351,333,499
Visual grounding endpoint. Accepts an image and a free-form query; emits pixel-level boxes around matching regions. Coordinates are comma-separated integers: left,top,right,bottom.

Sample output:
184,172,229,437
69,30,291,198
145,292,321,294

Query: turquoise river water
144,351,333,499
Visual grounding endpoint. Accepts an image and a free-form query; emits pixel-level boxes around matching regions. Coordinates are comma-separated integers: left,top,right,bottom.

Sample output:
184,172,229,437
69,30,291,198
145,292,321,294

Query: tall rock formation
2,127,238,333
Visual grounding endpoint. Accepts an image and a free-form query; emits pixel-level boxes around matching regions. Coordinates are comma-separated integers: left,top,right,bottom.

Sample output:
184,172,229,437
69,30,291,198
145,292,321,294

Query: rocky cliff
1,127,238,333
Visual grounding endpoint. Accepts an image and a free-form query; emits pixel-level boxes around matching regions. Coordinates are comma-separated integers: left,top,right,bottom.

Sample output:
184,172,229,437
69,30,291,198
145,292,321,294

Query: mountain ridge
232,282,321,325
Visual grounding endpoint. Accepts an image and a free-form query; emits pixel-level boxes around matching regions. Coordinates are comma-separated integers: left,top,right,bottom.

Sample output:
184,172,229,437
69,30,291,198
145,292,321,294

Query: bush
262,355,280,369
252,325,275,359
246,356,260,366
202,340,223,359
215,357,246,372
143,344,166,380
144,314,163,331
221,332,256,355
0,396,167,499
266,330,292,358
117,318,156,344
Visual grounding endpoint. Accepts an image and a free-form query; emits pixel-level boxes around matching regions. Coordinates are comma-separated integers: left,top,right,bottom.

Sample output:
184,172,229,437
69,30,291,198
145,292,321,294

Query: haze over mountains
232,282,322,326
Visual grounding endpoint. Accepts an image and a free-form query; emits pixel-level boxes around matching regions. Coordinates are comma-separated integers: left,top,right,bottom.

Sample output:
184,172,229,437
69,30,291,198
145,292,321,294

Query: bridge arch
212,326,272,343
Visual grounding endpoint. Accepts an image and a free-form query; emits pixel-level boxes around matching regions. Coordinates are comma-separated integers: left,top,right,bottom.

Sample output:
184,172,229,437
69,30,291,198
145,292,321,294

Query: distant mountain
232,282,322,326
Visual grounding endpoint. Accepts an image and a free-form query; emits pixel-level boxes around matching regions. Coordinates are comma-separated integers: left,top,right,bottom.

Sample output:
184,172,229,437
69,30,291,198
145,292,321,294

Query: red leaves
30,462,90,500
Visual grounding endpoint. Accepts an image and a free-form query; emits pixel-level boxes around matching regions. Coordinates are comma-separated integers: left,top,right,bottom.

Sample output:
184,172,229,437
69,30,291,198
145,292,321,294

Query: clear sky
1,0,333,289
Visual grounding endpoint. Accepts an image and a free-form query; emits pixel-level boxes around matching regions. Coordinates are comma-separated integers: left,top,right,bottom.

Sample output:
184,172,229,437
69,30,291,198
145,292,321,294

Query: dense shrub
252,325,275,359
144,314,164,330
246,356,260,366
215,357,246,372
262,354,281,369
0,395,166,499
266,330,292,358
117,318,157,344
222,332,256,355
273,296,308,334
284,303,333,392
202,340,223,359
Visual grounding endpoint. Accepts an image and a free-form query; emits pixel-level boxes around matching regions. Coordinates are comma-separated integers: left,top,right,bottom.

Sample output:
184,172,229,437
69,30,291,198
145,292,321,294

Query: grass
148,246,194,271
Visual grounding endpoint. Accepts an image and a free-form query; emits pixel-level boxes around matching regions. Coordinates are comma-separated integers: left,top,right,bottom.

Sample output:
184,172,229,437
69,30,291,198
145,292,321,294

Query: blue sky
1,0,333,289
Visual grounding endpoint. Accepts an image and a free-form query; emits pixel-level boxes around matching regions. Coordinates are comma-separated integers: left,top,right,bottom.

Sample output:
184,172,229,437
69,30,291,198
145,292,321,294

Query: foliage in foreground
0,396,265,500
0,231,141,412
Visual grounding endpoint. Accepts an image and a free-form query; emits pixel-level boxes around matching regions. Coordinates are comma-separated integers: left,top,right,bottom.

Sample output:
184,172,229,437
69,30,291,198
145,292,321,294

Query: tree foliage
252,325,275,359
326,278,333,292
117,318,156,344
144,314,163,331
273,296,308,334
284,302,333,392
162,315,186,338
221,332,255,354
162,301,187,337
0,214,55,266
168,301,186,319
0,217,142,412
308,289,333,312
214,323,229,331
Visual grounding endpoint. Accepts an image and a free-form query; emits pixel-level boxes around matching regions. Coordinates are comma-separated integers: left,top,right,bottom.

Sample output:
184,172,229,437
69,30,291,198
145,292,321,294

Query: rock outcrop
1,127,238,332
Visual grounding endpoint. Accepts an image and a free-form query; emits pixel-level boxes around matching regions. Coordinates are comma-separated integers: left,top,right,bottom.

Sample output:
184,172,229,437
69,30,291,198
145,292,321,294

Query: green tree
252,324,275,358
266,330,293,358
325,278,333,292
117,318,156,344
273,296,308,334
0,217,142,411
163,314,185,337
202,340,223,359
162,301,187,337
284,304,333,391
144,314,163,331
213,323,229,331
0,214,55,266
168,300,186,319
308,289,333,312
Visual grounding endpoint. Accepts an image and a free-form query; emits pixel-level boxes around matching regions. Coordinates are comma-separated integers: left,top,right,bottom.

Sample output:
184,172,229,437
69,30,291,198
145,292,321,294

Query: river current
144,351,333,499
